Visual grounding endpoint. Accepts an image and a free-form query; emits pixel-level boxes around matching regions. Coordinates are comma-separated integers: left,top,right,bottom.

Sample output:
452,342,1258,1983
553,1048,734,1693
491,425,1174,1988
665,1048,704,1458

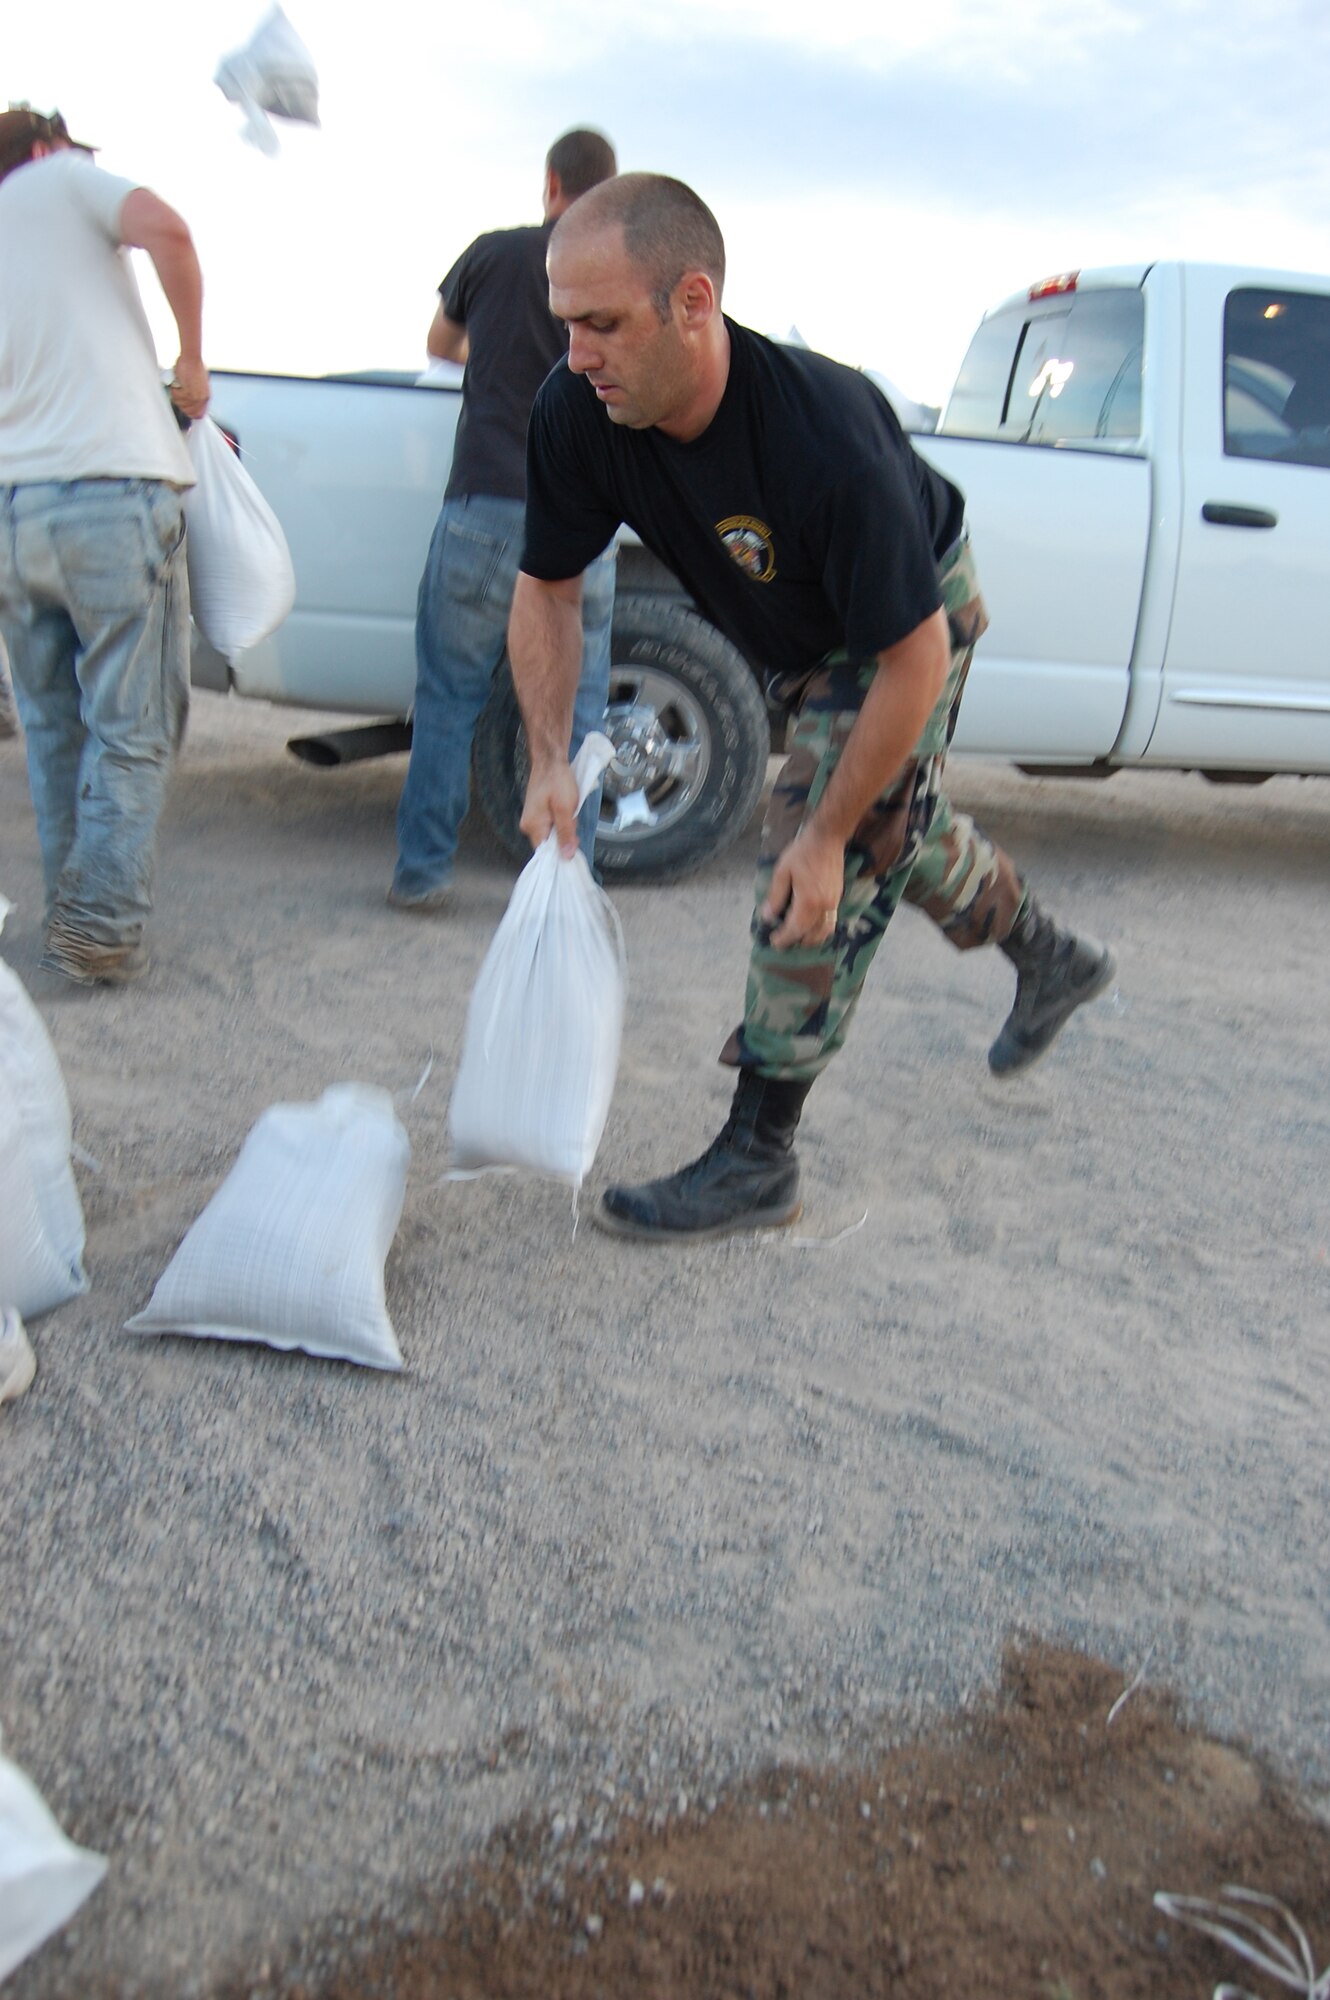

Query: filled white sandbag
0,1308,37,1407
215,5,320,156
0,1735,107,1982
0,897,89,1320
184,417,296,661
125,1084,408,1370
449,735,626,1186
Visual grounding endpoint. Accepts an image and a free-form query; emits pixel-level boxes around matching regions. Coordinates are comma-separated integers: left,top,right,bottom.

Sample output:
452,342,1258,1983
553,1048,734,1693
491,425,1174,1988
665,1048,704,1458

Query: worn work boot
596,1070,813,1242
40,916,150,987
386,879,452,915
989,896,1117,1077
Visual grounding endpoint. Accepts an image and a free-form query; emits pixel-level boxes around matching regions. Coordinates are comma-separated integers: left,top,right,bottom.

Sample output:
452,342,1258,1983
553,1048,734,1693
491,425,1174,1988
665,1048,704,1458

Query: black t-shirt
440,222,567,503
521,320,966,691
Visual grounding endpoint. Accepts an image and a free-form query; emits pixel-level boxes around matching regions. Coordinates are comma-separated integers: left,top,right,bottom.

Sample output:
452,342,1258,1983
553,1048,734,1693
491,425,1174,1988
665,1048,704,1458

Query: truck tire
473,594,771,882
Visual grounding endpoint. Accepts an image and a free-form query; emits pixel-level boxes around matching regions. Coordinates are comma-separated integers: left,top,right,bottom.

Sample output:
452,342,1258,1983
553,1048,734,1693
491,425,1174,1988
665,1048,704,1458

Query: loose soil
217,1643,1330,2000
8,709,1329,2000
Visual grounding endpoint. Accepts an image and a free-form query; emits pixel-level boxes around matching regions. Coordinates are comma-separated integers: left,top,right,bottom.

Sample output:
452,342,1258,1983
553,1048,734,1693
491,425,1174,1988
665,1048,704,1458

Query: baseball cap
0,104,99,176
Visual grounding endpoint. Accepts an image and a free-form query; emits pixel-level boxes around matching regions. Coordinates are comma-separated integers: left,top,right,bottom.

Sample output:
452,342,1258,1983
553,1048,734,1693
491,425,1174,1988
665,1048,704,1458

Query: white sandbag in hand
0,1733,107,1983
0,636,18,740
449,734,626,1187
215,5,320,157
0,896,89,1320
184,417,295,661
126,1084,408,1370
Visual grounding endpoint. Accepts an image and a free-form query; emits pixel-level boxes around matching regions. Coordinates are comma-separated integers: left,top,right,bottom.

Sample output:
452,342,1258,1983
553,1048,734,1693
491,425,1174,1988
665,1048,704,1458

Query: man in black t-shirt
389,128,617,911
510,173,1116,1243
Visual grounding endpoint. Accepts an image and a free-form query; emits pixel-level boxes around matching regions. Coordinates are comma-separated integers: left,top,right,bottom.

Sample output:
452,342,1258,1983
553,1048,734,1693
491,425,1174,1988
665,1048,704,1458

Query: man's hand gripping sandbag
184,416,296,662
449,734,626,1187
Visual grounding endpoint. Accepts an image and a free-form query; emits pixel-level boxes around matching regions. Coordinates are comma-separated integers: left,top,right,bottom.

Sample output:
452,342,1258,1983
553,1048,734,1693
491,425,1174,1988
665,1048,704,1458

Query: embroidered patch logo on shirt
717,515,777,583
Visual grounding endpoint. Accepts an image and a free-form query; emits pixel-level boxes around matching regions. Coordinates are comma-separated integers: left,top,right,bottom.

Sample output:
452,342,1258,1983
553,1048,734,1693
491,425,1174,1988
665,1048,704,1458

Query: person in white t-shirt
0,105,210,986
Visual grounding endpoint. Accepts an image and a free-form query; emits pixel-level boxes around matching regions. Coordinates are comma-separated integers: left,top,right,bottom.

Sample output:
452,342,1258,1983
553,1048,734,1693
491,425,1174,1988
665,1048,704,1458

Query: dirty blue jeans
392,493,614,898
0,479,189,948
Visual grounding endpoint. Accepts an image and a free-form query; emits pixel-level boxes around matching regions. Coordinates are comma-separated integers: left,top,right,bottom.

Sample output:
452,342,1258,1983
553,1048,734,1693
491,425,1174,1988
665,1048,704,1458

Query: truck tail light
1029,272,1080,299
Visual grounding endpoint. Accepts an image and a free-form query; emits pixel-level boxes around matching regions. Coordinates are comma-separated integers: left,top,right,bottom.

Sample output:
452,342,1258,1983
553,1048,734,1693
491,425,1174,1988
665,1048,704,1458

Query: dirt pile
233,1644,1330,2000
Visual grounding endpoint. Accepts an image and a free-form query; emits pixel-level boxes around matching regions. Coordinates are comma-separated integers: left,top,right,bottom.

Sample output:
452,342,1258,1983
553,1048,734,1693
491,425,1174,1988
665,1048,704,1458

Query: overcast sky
10,0,1330,403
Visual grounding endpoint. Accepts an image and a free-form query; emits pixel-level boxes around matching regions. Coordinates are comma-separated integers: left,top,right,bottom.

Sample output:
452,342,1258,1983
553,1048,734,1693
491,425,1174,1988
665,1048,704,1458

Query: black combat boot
989,896,1117,1077
596,1070,813,1242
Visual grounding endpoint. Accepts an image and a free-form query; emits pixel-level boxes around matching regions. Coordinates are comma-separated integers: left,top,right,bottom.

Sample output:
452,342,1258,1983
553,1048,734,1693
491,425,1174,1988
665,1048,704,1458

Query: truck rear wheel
473,594,770,882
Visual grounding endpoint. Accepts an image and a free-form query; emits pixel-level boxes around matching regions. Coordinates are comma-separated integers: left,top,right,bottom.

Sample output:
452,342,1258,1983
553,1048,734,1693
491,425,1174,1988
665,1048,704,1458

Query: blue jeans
0,479,189,947
392,493,614,897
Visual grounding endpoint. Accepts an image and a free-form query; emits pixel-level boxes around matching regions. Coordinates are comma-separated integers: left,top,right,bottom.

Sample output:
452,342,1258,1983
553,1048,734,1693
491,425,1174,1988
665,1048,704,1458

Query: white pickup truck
196,259,1330,878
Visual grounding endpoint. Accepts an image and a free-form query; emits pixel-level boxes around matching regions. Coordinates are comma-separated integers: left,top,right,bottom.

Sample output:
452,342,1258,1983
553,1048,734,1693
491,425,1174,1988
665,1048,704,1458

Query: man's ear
543,167,562,214
677,271,718,331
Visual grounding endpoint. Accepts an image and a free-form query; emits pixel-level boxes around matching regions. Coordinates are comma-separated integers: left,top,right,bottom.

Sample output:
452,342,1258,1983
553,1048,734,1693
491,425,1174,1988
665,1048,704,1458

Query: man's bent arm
509,570,586,856
120,188,209,418
427,303,469,365
765,607,951,948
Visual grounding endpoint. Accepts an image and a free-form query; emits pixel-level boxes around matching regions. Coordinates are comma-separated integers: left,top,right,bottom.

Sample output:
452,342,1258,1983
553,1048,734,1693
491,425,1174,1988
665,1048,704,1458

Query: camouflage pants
720,537,1025,1082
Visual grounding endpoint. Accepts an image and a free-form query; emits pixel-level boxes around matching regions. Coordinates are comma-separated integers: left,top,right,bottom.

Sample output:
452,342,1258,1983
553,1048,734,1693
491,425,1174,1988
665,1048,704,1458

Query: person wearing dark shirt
511,173,1116,1242
389,127,617,910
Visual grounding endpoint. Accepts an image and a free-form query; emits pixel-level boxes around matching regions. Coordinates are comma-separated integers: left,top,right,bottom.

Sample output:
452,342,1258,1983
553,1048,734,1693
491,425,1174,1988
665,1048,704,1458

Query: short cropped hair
563,172,726,321
545,128,617,201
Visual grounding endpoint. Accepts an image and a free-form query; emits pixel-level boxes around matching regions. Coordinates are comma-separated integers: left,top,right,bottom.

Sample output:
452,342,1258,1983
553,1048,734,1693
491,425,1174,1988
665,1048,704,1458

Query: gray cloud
483,6,1330,231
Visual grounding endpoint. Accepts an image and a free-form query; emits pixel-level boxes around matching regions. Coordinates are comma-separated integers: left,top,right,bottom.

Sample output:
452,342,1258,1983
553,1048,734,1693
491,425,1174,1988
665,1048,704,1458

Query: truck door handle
1201,502,1278,529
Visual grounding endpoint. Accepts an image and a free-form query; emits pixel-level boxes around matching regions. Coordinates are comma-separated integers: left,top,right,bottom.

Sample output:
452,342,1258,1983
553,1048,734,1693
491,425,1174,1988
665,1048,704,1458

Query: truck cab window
1224,288,1330,467
941,289,1143,445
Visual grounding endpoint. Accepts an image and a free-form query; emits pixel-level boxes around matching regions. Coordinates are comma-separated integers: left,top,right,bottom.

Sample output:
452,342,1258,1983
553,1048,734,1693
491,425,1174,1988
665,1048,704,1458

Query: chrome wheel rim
596,666,711,845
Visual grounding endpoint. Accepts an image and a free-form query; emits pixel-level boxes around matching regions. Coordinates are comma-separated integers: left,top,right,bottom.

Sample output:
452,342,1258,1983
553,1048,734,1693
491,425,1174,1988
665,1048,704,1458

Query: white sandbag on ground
215,5,320,156
0,1735,107,1982
449,735,626,1186
0,1309,37,1408
184,417,296,662
125,1084,408,1370
0,897,89,1320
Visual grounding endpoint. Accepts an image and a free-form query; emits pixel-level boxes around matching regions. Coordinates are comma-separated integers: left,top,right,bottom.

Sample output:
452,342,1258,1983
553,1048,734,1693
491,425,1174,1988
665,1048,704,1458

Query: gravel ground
1,691,1327,1996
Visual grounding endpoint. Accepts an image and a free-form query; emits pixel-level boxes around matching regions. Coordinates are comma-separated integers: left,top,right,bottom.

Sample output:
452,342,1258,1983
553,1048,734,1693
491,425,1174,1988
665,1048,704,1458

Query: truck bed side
197,373,460,716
